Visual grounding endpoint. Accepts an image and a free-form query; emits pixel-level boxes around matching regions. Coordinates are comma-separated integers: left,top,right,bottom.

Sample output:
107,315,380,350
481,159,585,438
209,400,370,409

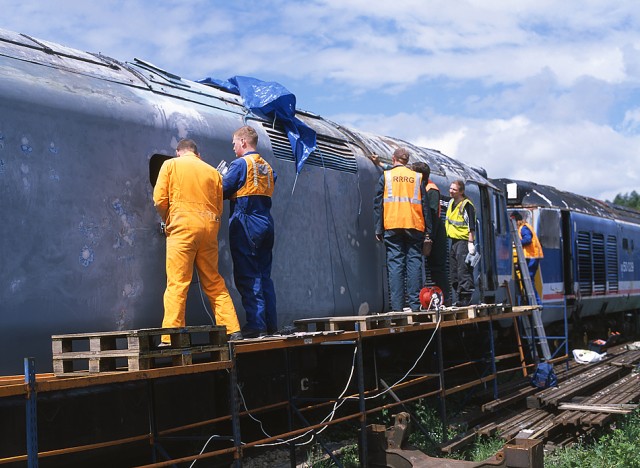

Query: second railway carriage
494,179,640,332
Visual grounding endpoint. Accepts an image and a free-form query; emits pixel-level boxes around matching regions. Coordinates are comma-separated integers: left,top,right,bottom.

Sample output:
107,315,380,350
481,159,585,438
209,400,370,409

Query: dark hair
511,211,523,221
411,161,431,180
176,139,198,155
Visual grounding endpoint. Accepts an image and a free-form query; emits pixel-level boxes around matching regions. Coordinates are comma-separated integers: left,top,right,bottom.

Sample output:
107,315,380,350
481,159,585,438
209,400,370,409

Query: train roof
0,27,494,188
493,178,640,224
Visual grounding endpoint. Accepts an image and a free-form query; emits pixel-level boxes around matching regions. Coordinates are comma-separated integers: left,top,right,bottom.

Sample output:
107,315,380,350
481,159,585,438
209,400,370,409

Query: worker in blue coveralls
223,125,277,338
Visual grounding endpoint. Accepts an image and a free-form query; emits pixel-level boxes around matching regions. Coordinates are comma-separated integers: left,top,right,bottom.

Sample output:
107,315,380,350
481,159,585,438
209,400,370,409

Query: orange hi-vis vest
234,153,274,199
519,222,544,259
383,165,425,232
425,179,441,217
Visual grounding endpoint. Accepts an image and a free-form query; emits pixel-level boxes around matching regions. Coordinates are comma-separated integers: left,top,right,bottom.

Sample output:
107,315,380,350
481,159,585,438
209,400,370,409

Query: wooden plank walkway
293,304,515,332
51,326,229,376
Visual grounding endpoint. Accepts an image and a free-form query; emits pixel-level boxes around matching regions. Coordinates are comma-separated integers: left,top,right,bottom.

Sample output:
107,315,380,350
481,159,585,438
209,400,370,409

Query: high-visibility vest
425,179,441,217
234,153,274,199
519,222,544,259
382,166,425,232
445,198,473,240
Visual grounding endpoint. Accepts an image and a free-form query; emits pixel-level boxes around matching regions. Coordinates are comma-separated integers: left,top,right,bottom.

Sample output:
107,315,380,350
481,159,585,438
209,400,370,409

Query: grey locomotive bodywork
0,29,510,374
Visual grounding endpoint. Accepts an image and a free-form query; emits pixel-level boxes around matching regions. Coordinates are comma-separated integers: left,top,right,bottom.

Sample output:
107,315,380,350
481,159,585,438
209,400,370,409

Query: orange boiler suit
153,151,240,343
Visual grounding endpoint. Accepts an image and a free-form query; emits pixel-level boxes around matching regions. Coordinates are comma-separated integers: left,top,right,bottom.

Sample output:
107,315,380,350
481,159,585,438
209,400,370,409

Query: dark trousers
449,239,474,302
384,230,423,311
425,221,448,297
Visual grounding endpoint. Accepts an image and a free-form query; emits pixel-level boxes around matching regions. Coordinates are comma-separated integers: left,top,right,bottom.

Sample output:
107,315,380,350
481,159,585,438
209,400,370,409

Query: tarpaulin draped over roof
198,75,317,174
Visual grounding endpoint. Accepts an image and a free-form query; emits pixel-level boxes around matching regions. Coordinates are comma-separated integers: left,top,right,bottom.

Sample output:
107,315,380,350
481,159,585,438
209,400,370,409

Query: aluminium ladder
510,217,551,361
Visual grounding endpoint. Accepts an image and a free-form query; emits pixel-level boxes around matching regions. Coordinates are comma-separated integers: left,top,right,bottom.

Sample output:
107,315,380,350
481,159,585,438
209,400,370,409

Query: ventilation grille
576,231,592,295
606,235,619,293
592,233,606,295
263,123,358,173
576,231,619,296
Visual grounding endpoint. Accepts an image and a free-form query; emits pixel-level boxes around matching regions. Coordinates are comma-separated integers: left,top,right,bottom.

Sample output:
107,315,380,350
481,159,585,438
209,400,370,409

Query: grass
304,403,640,467
544,409,640,468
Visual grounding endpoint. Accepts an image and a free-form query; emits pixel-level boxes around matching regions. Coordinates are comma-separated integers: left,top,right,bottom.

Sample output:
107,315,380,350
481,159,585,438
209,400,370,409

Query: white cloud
2,0,640,201
333,110,639,200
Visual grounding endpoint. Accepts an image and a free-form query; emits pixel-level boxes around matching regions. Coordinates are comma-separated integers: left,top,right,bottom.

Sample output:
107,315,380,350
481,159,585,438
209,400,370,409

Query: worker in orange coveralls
153,138,241,345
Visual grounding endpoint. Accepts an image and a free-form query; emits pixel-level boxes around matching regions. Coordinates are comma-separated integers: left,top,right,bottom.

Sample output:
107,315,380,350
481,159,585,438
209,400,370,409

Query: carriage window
537,210,560,249
493,193,504,234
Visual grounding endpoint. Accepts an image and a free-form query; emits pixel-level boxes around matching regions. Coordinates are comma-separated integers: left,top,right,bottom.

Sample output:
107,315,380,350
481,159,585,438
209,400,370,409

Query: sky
3,0,639,201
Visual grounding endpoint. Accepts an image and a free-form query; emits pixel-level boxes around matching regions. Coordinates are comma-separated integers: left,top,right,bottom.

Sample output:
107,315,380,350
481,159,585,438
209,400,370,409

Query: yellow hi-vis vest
425,179,441,217
519,222,544,259
234,153,274,199
445,198,473,240
383,166,425,232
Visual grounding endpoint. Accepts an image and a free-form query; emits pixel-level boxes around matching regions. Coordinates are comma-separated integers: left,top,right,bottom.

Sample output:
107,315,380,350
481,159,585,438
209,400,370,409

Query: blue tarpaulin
198,75,317,174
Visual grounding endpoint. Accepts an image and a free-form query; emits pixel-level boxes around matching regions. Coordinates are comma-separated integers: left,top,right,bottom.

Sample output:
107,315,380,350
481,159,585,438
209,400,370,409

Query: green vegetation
305,403,640,467
610,191,640,210
545,409,640,468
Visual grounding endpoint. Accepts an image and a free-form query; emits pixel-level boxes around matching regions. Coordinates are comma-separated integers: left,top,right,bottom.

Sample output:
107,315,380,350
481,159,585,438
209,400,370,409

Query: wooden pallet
294,314,402,332
52,326,229,376
424,307,480,322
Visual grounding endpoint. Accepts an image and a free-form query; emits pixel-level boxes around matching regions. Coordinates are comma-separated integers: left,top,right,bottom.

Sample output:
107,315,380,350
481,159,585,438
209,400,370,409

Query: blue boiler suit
223,152,277,336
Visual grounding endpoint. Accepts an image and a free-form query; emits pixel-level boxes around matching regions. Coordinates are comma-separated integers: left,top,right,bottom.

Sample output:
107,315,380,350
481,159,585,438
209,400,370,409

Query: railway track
442,344,640,456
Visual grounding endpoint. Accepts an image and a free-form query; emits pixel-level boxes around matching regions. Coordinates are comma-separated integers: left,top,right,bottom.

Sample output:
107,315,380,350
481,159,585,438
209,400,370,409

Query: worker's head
392,147,410,166
510,211,524,225
176,139,199,157
232,126,258,157
411,161,431,180
449,179,465,200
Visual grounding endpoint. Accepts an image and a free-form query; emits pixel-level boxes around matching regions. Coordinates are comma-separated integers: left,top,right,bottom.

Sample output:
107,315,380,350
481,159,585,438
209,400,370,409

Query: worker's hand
369,154,381,166
468,242,476,255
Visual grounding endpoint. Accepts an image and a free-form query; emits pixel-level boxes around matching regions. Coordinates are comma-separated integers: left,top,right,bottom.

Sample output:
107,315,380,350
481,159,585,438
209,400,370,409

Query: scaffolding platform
294,305,515,333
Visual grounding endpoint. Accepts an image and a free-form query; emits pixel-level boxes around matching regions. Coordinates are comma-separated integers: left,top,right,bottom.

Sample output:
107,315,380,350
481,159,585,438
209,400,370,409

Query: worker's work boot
454,294,472,307
228,331,243,341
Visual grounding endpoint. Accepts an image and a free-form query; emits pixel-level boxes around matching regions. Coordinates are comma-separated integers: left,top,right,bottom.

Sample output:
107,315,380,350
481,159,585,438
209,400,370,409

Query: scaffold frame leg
25,357,39,468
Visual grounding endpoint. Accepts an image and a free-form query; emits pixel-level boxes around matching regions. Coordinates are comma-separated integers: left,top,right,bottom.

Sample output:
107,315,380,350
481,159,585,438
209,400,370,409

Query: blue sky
3,0,639,201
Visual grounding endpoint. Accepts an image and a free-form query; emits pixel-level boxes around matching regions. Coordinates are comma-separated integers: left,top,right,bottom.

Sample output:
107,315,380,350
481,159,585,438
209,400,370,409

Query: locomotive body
0,29,510,374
